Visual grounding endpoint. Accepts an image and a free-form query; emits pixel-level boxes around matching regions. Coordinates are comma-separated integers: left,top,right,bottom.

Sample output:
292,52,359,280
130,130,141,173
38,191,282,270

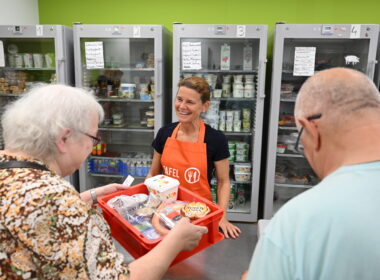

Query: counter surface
115,222,258,280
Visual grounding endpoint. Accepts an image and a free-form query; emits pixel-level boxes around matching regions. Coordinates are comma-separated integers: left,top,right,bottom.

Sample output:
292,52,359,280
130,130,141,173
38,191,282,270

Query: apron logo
184,167,200,184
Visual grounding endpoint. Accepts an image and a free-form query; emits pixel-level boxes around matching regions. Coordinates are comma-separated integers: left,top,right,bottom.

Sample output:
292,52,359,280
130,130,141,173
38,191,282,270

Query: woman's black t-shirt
152,122,230,186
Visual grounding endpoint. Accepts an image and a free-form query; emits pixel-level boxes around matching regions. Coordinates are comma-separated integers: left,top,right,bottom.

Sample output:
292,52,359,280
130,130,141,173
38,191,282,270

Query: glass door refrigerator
73,24,169,192
375,26,380,89
263,23,380,219
0,24,74,183
173,24,268,222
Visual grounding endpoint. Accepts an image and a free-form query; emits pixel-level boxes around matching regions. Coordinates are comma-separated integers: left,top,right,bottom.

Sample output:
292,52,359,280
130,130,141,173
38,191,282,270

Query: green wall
38,0,380,62
39,0,380,30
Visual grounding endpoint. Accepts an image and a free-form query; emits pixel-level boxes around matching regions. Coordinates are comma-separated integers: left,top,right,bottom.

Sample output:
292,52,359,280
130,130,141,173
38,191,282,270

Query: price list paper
293,47,316,76
182,41,202,70
85,41,104,69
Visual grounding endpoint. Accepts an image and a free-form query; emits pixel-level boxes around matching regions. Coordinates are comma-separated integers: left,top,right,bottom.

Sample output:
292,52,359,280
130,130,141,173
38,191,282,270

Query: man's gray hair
2,84,104,160
295,68,380,128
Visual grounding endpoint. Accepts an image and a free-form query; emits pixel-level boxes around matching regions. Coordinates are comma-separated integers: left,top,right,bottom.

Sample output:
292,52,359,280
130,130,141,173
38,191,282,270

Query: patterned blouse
0,154,129,279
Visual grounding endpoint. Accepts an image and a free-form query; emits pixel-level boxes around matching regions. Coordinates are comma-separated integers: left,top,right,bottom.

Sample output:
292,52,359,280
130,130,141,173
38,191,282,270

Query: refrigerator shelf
275,183,312,189
2,67,56,71
97,98,154,103
227,207,251,214
231,180,252,184
181,69,258,74
212,97,256,102
84,67,154,72
224,131,253,136
276,153,304,158
99,127,154,133
229,161,251,166
280,98,296,102
278,126,297,131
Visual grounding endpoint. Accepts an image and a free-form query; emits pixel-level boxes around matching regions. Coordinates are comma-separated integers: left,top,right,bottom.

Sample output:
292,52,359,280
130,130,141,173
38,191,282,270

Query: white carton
220,44,230,70
144,175,179,203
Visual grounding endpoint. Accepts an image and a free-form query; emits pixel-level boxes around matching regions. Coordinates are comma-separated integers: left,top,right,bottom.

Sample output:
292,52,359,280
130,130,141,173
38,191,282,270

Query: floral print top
0,154,129,279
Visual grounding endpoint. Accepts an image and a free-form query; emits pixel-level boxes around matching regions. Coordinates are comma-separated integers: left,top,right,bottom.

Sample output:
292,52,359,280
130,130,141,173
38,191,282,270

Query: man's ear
55,128,72,154
298,117,321,152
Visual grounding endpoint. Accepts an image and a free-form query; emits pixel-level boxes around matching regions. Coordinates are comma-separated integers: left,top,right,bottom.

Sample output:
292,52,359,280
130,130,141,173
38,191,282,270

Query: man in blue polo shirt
242,68,380,280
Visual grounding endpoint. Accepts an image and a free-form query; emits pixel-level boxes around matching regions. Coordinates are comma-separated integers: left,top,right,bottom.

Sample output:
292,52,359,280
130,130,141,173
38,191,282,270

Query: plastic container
144,175,179,203
98,183,224,266
234,163,252,173
234,172,251,182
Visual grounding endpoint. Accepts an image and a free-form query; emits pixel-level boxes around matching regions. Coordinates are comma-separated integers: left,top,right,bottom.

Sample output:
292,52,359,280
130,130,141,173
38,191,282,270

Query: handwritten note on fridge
293,47,316,76
182,41,202,70
85,41,104,69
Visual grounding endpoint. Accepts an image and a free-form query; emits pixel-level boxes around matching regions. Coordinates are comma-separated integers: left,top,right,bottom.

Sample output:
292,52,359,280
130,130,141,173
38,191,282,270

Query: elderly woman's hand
98,183,131,198
80,183,131,205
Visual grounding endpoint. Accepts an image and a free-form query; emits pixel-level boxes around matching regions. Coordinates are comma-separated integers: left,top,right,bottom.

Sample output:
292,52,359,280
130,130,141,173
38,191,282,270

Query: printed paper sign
350,24,361,39
182,41,202,70
0,41,4,67
36,25,43,36
133,26,141,38
237,25,246,37
85,41,104,69
293,47,316,76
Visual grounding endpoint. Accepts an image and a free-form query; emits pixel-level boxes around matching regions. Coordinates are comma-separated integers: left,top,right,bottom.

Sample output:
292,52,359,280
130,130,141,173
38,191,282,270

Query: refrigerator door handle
156,58,162,97
367,59,377,80
258,58,267,99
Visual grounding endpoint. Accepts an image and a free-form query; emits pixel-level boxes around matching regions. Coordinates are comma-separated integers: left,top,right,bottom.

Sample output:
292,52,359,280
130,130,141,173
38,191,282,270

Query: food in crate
144,175,179,203
181,202,210,219
106,175,214,240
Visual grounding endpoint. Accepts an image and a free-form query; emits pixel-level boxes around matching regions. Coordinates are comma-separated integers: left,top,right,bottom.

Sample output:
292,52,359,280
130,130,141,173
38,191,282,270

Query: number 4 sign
350,24,361,39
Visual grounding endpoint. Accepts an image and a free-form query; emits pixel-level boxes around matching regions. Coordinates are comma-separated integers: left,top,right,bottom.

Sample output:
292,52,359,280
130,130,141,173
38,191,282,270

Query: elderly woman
147,76,241,239
0,84,207,280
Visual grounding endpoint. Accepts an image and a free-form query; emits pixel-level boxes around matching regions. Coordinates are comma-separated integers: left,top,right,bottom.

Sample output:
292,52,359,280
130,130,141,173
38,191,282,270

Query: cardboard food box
98,183,224,266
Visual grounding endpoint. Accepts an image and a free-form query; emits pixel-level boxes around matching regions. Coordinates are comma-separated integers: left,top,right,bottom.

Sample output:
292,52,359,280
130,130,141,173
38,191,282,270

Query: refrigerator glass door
79,37,155,190
0,38,57,150
179,37,260,218
274,38,371,213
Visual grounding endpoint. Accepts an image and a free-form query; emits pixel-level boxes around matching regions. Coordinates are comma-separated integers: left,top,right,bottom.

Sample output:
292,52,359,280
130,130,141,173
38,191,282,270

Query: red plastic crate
98,183,224,266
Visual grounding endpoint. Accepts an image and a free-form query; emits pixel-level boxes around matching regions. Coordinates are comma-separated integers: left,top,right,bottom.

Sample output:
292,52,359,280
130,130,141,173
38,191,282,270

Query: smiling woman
147,76,242,239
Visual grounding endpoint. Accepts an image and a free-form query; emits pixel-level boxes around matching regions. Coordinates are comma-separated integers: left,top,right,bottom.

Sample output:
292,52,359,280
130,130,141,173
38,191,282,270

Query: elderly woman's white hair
2,84,104,160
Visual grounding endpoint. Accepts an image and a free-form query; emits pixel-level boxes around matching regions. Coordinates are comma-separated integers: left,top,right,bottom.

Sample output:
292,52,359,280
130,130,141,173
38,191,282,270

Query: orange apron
161,120,212,201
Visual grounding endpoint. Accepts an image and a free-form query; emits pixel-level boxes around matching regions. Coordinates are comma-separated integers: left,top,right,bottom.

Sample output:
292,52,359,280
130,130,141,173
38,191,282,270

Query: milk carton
144,175,179,203
220,44,230,71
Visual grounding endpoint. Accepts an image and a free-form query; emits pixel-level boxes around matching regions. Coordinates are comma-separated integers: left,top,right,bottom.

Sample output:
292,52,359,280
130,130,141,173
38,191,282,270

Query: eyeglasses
81,131,101,146
294,114,322,154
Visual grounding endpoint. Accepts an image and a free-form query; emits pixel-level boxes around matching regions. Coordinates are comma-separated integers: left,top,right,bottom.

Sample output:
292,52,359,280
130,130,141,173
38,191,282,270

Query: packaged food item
132,193,148,205
234,172,251,182
234,163,252,173
220,44,230,71
144,175,179,203
182,202,210,219
235,154,248,162
277,144,287,153
107,195,139,218
151,201,186,235
135,207,155,220
236,184,246,206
